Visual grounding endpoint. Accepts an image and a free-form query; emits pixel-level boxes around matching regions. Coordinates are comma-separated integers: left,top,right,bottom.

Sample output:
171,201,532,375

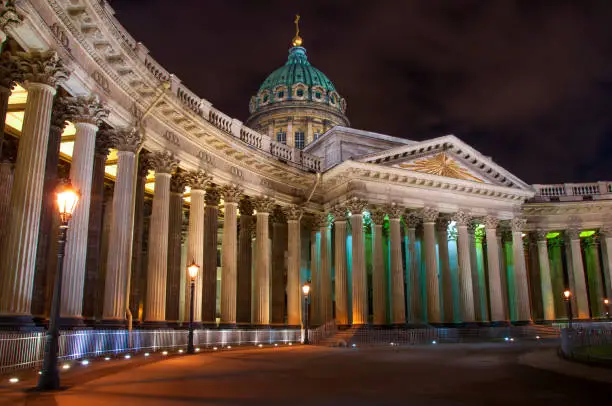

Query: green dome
258,47,336,94
249,46,346,115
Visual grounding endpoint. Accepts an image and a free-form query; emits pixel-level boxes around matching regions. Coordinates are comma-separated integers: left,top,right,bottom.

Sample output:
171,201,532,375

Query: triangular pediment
356,135,532,191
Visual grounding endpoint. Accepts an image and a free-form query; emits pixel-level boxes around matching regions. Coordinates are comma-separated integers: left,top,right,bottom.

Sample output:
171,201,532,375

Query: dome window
276,130,287,145
277,91,285,99
330,95,336,104
263,94,269,103
296,89,304,97
295,131,305,149
315,92,322,99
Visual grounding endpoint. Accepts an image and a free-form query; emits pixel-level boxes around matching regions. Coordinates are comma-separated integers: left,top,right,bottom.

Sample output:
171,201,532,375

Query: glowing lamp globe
563,290,571,300
56,182,79,224
187,261,200,280
605,299,609,305
302,283,310,296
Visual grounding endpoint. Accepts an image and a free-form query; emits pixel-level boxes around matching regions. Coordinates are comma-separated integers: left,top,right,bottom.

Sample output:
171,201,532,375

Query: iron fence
0,328,301,374
560,325,612,359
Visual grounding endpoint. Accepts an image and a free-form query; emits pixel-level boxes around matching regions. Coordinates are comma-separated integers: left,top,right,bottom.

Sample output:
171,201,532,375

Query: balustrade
532,182,612,202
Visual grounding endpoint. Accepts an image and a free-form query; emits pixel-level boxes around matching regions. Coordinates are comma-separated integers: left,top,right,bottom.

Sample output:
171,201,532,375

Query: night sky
110,0,612,184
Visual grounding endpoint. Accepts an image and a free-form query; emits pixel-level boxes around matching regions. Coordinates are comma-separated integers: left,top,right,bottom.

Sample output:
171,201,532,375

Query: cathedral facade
0,1,611,331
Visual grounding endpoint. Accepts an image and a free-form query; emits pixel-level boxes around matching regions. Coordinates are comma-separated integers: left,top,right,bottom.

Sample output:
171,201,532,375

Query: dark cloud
109,0,612,183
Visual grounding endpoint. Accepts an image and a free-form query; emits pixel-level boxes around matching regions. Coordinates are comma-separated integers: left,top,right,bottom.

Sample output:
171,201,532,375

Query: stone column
319,213,332,323
0,48,23,160
485,216,505,322
82,126,113,320
60,95,108,323
421,207,441,323
31,99,69,317
271,207,287,324
453,211,475,323
0,140,15,248
535,230,555,321
601,226,612,305
567,227,590,319
332,206,349,325
388,205,405,325
144,151,178,324
285,205,302,326
308,217,320,325
129,154,154,323
102,128,143,323
469,222,488,321
237,197,254,324
511,217,531,322
165,172,186,324
0,51,68,323
220,185,242,325
184,170,210,323
370,208,387,325
436,217,453,323
346,198,368,325
405,213,421,323
498,230,510,320
252,196,274,325
202,184,220,324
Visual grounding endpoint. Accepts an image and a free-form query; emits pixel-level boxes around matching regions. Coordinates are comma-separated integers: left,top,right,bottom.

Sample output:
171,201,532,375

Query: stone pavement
0,342,609,405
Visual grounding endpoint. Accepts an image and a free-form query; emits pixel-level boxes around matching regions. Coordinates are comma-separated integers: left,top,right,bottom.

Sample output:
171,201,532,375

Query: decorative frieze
91,70,111,94
17,50,69,87
163,130,180,146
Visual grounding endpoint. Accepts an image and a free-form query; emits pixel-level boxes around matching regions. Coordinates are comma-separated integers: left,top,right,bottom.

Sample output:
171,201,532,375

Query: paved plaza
1,343,609,405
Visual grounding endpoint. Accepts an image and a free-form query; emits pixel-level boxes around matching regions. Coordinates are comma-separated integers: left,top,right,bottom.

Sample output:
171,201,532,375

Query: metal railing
560,325,612,360
0,328,301,374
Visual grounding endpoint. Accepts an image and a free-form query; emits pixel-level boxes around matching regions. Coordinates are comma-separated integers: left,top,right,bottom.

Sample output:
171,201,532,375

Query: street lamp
302,282,311,345
187,261,199,354
38,182,79,391
563,290,573,329
604,298,610,320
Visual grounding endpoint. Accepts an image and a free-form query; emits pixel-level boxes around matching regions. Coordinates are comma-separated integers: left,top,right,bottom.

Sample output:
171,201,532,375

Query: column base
97,319,128,329
140,321,168,329
218,323,237,329
0,315,40,331
510,320,532,326
58,317,88,329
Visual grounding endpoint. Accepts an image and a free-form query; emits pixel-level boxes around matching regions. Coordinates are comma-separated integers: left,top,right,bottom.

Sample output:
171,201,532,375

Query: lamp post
302,282,311,344
38,182,79,391
604,299,610,321
187,261,199,354
563,290,573,329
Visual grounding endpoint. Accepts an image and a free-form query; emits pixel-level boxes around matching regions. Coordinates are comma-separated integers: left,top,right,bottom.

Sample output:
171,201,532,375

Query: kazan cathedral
0,0,611,336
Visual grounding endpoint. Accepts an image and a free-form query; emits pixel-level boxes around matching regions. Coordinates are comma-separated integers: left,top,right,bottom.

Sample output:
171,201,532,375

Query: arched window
276,130,287,144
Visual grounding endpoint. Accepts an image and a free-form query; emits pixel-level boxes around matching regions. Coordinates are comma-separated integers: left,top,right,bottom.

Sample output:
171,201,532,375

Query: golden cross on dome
292,14,303,47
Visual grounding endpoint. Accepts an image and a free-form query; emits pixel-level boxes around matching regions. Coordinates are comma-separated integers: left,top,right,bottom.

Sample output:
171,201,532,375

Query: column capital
138,152,155,178
50,96,71,134
330,205,347,222
18,50,69,87
369,207,386,225
484,215,499,230
220,184,243,203
271,207,286,224
170,171,188,194
283,204,303,221
452,209,472,226
402,211,419,229
385,203,403,220
315,212,331,229
238,196,254,216
184,169,211,191
435,216,450,232
419,207,439,223
534,229,548,242
511,216,527,232
66,94,109,126
253,195,275,213
601,225,612,238
95,125,115,157
566,227,581,240
109,126,143,152
149,150,178,174
0,1,22,31
0,50,23,89
345,197,368,215
205,184,221,206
